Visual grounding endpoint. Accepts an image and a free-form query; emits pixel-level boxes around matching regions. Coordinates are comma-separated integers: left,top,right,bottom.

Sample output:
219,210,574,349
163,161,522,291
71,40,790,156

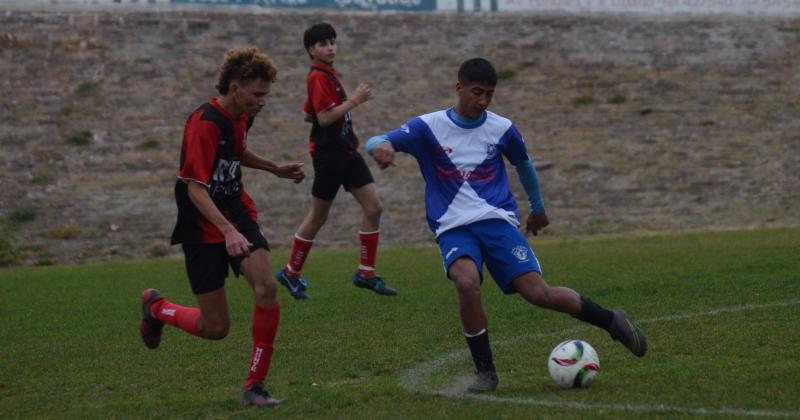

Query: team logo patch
435,146,454,155
486,143,498,159
401,124,410,133
511,245,529,262
445,247,459,260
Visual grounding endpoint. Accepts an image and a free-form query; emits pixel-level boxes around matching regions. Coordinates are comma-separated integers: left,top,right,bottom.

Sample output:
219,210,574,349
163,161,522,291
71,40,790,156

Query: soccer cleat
140,288,165,349
276,268,310,300
352,272,397,296
467,370,499,393
242,382,281,408
608,309,648,357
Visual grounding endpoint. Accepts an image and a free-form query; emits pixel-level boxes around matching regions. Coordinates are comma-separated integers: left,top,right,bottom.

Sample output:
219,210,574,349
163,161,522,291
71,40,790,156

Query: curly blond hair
216,47,278,95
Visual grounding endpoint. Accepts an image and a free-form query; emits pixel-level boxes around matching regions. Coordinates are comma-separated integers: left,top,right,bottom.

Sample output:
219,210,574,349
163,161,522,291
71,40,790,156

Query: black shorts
181,226,269,295
311,150,375,201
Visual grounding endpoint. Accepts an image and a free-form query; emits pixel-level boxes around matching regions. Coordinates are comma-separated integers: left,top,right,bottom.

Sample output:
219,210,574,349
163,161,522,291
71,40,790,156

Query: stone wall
1,7,798,265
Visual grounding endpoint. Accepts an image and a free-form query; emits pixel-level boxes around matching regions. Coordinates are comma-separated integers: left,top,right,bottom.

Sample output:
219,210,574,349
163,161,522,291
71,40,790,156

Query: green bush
47,226,81,240
75,81,99,98
9,208,36,223
0,233,16,266
607,95,627,104
497,68,517,81
571,95,594,107
65,131,92,146
30,168,55,184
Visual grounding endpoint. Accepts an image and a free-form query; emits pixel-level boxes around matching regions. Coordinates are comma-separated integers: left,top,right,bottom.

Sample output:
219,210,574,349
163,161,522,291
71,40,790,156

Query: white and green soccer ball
547,339,600,389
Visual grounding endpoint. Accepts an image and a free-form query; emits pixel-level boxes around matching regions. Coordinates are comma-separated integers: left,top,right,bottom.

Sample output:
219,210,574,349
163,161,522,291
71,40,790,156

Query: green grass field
2,227,799,419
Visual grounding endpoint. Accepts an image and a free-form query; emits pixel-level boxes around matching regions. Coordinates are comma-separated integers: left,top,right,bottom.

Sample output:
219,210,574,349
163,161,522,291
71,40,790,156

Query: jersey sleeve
178,115,220,187
307,72,339,116
498,124,529,166
385,117,430,158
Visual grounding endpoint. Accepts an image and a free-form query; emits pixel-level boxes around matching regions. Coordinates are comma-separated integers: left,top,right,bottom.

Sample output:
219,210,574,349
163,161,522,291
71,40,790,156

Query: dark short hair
457,58,497,87
303,22,336,51
216,47,277,95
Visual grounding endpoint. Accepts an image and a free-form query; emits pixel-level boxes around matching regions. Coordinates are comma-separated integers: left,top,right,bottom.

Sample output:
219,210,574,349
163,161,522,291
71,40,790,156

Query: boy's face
232,78,271,116
456,81,495,120
308,39,337,66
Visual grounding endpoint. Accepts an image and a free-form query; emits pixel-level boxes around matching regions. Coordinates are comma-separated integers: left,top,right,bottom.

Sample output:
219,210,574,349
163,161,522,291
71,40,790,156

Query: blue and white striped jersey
386,108,530,237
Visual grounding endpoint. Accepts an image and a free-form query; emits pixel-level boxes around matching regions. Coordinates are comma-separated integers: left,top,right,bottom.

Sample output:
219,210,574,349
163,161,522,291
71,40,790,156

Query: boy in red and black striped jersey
276,22,398,299
139,47,305,408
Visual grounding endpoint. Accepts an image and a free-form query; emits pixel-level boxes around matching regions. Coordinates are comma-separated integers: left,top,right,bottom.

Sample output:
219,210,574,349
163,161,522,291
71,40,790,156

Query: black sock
465,329,496,373
576,296,615,330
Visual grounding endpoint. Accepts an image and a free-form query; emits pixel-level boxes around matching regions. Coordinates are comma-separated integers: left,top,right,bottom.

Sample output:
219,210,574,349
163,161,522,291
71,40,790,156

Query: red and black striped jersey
304,62,357,155
170,98,259,245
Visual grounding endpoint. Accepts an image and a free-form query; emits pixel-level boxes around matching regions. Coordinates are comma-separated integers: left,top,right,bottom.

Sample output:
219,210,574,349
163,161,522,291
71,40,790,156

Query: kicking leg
512,271,582,314
140,244,234,348
140,286,230,349
513,272,647,357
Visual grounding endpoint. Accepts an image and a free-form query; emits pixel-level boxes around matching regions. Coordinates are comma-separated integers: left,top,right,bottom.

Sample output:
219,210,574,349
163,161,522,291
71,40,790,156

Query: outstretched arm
241,149,305,183
515,159,549,236
367,135,396,170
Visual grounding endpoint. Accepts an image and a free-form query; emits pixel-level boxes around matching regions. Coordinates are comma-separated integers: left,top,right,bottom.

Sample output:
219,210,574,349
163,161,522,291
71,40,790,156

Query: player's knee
253,280,278,301
202,319,230,340
364,201,383,220
453,276,481,299
526,284,552,307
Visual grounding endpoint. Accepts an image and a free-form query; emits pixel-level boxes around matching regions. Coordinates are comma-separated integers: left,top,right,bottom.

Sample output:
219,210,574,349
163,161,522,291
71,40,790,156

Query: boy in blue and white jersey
368,58,647,393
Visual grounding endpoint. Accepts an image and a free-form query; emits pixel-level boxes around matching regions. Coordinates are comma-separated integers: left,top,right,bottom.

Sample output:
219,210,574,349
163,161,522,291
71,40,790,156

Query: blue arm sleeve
515,159,546,215
366,135,390,156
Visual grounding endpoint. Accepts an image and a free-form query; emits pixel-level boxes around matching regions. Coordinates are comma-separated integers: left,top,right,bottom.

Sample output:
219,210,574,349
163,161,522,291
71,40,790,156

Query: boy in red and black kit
276,23,397,300
138,47,305,408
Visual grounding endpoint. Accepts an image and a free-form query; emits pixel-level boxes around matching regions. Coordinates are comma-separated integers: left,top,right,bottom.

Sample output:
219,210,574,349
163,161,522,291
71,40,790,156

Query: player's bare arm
186,180,252,257
371,140,396,170
241,149,305,183
526,212,550,236
315,83,372,127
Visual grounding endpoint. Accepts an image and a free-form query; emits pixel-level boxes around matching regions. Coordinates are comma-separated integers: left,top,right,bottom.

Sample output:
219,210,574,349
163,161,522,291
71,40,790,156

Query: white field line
399,299,800,418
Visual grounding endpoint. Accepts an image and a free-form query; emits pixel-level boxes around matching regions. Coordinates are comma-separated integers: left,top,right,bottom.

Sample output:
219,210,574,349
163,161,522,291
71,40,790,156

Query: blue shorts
436,218,542,295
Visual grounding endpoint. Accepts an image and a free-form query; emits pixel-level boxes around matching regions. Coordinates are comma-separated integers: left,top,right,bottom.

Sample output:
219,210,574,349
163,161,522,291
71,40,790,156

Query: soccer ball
547,339,600,389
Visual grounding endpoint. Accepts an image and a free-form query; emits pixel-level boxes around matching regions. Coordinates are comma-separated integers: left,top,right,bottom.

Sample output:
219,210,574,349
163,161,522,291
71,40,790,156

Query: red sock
152,299,202,337
286,234,313,278
245,304,281,389
358,230,380,278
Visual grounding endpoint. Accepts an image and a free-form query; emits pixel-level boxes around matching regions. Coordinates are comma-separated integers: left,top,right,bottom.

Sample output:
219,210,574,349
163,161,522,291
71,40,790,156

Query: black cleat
609,309,648,357
352,272,397,296
140,288,164,349
242,382,281,408
467,370,499,394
